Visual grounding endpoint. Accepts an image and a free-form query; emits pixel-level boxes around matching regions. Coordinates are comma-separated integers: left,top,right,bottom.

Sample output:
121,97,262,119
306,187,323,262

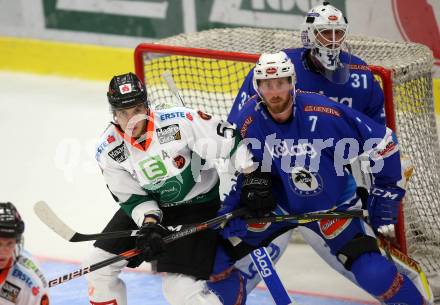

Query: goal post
133,27,439,276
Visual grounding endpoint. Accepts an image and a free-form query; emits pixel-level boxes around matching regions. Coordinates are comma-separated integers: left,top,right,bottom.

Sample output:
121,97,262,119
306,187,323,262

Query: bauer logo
289,167,323,196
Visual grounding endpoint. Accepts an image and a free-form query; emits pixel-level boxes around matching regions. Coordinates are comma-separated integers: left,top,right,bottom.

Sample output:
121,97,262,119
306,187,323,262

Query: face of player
315,28,345,50
258,77,293,114
114,104,149,138
0,237,16,269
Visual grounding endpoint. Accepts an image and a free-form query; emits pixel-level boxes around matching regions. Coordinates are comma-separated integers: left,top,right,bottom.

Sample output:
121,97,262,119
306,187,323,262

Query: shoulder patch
304,105,341,117
0,281,21,303
40,293,49,305
96,132,118,160
156,124,181,144
108,142,128,163
240,116,253,138
197,110,212,120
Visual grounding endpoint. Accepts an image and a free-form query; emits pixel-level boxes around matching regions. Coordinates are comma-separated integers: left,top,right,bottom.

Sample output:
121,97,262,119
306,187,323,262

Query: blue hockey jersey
228,48,385,125
227,91,401,215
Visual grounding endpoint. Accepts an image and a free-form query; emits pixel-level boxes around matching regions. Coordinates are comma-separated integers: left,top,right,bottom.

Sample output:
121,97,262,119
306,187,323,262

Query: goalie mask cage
134,28,439,275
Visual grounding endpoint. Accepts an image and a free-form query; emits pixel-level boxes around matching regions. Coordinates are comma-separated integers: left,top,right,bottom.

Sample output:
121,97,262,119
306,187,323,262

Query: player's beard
266,95,292,114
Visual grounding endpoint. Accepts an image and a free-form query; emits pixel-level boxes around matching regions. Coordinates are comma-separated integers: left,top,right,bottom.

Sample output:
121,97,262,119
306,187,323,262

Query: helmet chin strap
312,47,340,71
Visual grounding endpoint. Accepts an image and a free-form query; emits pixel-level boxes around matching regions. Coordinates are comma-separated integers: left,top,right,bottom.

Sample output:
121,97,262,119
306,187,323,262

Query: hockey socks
352,252,429,304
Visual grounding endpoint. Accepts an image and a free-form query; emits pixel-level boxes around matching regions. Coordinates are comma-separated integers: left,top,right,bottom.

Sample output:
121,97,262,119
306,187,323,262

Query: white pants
83,247,222,305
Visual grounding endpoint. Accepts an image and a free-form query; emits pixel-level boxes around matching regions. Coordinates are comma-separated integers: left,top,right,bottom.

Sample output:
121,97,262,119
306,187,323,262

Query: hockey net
134,28,440,276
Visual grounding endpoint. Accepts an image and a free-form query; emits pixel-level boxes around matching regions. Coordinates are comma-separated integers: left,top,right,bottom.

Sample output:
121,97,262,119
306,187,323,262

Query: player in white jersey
84,72,253,305
0,202,49,305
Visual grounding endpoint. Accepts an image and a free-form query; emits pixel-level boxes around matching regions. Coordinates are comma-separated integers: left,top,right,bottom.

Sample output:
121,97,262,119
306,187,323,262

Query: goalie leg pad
162,273,223,305
352,252,429,304
83,247,128,305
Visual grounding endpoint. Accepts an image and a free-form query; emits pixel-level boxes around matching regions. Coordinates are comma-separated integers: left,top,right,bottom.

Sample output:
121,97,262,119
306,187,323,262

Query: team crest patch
173,155,186,169
108,142,128,163
319,218,352,239
156,124,181,144
289,167,323,196
197,110,212,120
0,281,21,303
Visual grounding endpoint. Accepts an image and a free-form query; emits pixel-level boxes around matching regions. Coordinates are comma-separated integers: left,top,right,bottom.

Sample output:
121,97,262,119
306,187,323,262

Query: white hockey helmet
252,51,296,96
301,2,348,51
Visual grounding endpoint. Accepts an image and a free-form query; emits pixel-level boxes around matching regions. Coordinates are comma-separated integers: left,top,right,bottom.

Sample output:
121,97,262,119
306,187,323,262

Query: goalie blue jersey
228,48,385,125
230,91,401,214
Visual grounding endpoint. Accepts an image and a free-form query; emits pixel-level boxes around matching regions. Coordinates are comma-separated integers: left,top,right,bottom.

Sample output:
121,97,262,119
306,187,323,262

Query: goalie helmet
0,202,25,240
252,51,296,97
107,72,149,110
300,1,349,77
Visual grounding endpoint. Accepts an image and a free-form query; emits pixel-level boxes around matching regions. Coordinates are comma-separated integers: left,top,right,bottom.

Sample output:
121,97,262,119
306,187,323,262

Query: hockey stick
35,201,365,242
46,205,249,287
250,247,294,305
34,201,140,242
162,70,185,107
246,209,366,225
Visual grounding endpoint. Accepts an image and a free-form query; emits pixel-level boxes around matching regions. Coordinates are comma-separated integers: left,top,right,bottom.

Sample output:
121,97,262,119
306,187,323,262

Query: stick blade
34,201,76,241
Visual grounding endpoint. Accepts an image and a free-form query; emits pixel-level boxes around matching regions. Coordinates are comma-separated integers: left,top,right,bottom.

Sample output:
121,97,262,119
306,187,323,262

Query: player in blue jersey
226,2,429,301
229,2,384,125
207,51,431,305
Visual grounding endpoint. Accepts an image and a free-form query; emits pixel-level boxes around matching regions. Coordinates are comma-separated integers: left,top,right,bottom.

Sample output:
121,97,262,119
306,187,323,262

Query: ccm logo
371,188,399,200
253,249,273,277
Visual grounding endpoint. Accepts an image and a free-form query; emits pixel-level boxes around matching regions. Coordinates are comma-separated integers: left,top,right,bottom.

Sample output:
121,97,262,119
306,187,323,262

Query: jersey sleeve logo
0,281,21,303
304,105,341,117
240,116,253,138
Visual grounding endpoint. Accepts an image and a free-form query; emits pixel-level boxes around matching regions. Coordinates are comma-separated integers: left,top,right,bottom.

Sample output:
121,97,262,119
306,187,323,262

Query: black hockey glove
136,223,170,261
241,171,276,217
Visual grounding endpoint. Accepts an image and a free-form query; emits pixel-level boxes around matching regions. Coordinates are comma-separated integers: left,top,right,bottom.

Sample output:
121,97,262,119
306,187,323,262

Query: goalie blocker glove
241,171,276,217
367,185,405,231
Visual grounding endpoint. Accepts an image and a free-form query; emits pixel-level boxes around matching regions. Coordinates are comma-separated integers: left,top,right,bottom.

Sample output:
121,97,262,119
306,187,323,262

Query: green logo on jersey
139,156,167,181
